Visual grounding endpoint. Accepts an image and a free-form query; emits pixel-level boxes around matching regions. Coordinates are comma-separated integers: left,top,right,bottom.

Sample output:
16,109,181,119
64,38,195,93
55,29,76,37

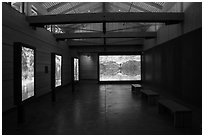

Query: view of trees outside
55,55,62,87
22,47,34,101
74,58,79,81
99,55,141,81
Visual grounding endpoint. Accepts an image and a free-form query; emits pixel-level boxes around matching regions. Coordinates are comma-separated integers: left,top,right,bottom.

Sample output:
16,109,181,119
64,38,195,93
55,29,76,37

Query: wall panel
143,28,201,107
2,3,71,112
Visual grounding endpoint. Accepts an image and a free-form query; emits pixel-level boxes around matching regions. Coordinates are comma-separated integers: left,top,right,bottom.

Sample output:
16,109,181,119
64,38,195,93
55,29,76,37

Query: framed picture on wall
51,53,63,89
14,42,36,104
73,58,79,82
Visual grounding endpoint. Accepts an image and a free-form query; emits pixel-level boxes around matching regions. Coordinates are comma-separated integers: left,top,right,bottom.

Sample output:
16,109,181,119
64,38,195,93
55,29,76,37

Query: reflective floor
2,81,202,135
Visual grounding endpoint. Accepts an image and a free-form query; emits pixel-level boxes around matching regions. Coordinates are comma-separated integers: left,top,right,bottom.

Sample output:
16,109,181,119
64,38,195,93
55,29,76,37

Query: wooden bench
131,84,142,95
158,99,192,128
140,89,159,105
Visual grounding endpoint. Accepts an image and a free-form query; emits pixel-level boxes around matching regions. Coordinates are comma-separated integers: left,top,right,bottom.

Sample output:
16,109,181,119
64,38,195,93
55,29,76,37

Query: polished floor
2,81,202,135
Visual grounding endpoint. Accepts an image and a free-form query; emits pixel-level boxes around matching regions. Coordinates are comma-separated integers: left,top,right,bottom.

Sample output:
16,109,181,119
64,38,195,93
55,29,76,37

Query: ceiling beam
59,2,90,14
67,37,144,46
47,2,68,12
102,2,107,13
144,2,163,10
69,44,143,49
69,44,143,47
107,24,150,32
68,39,103,45
54,32,157,40
62,26,102,33
68,41,144,46
26,12,184,26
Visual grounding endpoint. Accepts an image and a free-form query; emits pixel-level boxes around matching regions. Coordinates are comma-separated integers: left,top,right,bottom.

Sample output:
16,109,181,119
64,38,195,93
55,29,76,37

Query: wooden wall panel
2,3,71,112
143,28,201,107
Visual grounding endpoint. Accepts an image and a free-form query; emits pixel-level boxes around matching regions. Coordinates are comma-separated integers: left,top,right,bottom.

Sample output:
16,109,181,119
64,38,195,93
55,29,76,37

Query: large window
99,55,141,81
55,55,62,87
21,46,35,101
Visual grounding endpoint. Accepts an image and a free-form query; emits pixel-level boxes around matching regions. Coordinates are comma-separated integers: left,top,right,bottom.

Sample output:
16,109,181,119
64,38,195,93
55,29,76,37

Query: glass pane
22,46,34,101
55,55,62,87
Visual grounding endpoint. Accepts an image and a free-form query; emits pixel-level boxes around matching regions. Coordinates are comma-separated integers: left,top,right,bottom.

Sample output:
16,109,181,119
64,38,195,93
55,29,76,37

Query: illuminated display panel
99,55,141,81
21,46,35,101
55,55,62,87
74,58,79,81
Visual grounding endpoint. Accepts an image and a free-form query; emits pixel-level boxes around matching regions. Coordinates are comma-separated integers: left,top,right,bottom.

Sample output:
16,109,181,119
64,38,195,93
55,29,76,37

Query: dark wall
71,45,142,81
2,3,71,111
80,53,98,80
143,28,202,107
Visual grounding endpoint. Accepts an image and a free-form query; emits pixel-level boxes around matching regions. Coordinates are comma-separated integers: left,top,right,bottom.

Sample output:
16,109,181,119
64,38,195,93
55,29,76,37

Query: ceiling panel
34,2,167,34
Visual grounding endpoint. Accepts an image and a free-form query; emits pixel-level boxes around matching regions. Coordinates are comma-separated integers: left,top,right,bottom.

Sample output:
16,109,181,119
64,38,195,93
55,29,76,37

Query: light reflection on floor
2,82,201,135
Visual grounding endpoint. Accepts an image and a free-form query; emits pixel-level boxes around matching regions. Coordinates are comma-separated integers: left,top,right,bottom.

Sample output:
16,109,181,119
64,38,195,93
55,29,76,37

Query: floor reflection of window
74,58,79,81
99,55,141,81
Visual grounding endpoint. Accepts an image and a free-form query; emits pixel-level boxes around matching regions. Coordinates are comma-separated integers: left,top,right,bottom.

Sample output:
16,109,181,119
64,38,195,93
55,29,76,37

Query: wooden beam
144,2,163,10
107,38,144,45
107,24,149,32
69,44,143,48
26,12,184,26
62,26,102,33
47,2,68,12
54,32,157,40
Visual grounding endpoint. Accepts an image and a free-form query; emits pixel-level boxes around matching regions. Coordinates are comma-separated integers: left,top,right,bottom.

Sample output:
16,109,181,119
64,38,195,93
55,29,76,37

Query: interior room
2,2,202,135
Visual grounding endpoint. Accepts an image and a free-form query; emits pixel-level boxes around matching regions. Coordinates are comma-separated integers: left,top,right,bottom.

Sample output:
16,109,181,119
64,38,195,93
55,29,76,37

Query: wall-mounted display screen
21,46,35,101
74,58,79,81
99,55,141,81
55,55,62,87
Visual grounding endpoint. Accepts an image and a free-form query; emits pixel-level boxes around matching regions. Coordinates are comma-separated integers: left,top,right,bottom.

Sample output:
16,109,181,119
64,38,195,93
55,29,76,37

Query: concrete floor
2,81,202,135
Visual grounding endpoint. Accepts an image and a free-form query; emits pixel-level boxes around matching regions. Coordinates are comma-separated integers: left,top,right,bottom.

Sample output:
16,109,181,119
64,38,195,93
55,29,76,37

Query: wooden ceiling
31,2,167,33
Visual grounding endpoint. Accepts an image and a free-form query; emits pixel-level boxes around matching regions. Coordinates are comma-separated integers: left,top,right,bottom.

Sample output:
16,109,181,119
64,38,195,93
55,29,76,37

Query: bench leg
131,86,135,93
132,86,141,95
174,111,192,128
174,112,183,128
135,87,141,95
183,112,192,128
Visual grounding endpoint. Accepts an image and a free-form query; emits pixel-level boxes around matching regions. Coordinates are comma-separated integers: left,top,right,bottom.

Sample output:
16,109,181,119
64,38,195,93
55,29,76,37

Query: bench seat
131,84,142,94
140,89,159,105
158,99,192,128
